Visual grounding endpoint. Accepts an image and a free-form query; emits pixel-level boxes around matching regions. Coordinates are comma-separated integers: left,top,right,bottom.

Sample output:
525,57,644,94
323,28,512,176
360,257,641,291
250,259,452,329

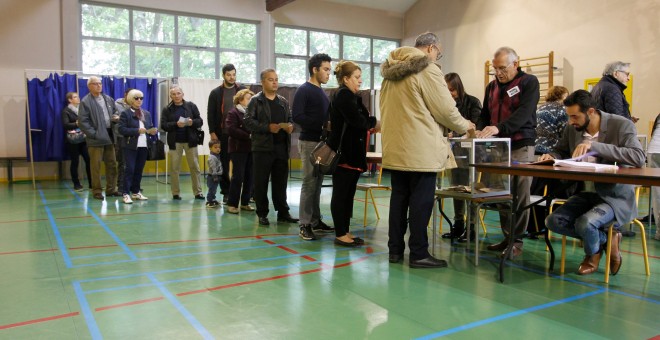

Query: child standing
206,139,223,208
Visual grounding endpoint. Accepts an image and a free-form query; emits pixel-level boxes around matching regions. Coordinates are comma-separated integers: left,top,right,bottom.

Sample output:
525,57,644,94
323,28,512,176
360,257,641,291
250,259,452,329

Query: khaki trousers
88,144,117,195
169,143,202,196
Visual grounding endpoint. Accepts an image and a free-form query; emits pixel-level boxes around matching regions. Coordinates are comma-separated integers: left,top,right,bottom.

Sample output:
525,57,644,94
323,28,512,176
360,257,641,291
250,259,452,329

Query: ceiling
321,0,418,14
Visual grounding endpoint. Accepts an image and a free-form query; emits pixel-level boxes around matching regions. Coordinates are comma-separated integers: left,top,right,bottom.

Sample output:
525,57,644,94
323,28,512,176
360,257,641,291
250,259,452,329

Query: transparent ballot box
437,137,511,198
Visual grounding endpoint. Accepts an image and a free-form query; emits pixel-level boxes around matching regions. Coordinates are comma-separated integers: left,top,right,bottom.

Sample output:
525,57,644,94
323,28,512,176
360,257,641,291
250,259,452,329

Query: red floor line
301,255,317,262
622,249,660,259
276,245,300,255
69,244,118,250
0,218,49,224
0,248,57,256
95,297,165,311
0,312,79,330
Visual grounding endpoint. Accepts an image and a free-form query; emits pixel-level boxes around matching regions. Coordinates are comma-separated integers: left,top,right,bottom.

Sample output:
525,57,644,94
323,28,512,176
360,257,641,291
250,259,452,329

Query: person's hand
284,123,294,134
138,127,147,134
475,125,498,138
572,142,591,159
187,119,193,126
537,154,554,162
467,121,476,131
112,114,120,122
148,128,158,135
269,123,281,133
448,132,454,138
632,116,640,123
75,120,79,127
210,132,218,140
176,121,186,128
373,120,381,133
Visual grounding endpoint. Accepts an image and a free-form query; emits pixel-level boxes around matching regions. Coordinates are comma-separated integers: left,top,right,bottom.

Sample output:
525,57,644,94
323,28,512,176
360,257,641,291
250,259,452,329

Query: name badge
507,86,520,97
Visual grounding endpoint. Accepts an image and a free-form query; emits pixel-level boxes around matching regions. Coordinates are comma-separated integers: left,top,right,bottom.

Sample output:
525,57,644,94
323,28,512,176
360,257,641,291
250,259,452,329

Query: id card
507,86,520,97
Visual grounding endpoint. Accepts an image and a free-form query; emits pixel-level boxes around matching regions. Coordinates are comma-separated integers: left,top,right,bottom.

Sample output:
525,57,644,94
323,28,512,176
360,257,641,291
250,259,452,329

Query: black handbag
196,129,205,145
66,129,86,144
309,123,346,176
147,138,166,161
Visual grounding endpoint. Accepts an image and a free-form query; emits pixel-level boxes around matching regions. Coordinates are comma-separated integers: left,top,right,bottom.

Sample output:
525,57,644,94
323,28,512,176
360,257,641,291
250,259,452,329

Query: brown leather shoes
577,251,602,275
487,240,508,251
610,231,623,275
501,241,523,259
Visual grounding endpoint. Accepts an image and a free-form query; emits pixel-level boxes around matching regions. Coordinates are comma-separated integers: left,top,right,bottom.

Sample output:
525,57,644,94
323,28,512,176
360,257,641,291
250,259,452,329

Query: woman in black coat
61,92,91,191
329,61,379,247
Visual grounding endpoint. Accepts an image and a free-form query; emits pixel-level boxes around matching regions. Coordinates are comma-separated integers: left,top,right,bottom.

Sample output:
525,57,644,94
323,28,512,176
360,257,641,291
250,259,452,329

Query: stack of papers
531,158,618,171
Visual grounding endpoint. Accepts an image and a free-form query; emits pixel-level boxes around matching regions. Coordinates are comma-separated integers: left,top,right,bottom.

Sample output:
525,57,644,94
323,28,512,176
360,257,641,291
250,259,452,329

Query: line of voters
62,32,660,272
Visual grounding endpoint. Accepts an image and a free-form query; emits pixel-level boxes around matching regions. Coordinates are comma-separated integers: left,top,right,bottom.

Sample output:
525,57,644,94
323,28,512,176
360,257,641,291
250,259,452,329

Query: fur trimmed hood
380,46,430,81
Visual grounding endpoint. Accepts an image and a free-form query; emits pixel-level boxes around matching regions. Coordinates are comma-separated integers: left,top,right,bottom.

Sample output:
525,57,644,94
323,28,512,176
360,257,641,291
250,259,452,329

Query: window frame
274,24,399,89
80,2,260,81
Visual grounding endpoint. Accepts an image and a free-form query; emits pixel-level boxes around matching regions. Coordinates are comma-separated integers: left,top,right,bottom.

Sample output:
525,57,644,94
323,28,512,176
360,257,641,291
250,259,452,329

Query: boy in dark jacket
206,139,223,208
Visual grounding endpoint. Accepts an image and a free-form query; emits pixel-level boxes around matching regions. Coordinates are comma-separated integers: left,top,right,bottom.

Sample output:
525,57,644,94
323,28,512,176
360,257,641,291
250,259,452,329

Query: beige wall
0,0,404,181
405,0,660,132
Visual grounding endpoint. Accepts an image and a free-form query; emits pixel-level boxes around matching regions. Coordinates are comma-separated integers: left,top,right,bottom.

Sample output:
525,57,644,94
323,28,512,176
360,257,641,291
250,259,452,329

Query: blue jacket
118,108,154,150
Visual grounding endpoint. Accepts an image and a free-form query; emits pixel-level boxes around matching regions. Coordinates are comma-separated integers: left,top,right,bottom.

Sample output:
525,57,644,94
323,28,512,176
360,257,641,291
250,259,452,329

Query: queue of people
62,32,658,274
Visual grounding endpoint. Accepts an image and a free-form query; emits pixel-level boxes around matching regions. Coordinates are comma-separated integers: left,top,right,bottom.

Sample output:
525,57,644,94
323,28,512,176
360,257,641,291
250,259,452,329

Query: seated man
541,90,644,275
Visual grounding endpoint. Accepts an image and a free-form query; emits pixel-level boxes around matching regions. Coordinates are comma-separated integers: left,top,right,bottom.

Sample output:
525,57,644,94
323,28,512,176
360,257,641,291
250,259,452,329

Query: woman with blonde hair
225,88,256,213
329,61,379,247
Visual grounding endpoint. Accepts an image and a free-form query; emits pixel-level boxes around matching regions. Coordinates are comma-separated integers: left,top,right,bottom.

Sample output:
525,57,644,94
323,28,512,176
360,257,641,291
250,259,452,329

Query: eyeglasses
90,82,102,86
430,45,443,61
493,63,512,73
134,97,144,100
616,70,630,76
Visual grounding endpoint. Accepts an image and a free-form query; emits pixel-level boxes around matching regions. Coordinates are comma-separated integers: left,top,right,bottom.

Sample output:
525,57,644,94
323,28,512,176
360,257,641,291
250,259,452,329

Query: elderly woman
225,89,255,214
329,61,379,247
118,89,157,204
535,86,569,155
61,92,91,191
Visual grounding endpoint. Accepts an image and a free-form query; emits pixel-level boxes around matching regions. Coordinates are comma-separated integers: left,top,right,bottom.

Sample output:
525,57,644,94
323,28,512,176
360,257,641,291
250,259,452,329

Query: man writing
543,90,644,275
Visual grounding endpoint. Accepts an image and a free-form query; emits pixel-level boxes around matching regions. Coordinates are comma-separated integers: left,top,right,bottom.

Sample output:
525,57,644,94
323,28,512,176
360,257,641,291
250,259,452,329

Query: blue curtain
26,73,78,161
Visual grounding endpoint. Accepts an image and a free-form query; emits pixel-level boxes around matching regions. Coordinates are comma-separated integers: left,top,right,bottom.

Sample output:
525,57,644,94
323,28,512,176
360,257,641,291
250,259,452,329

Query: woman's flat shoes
334,238,361,247
352,237,364,245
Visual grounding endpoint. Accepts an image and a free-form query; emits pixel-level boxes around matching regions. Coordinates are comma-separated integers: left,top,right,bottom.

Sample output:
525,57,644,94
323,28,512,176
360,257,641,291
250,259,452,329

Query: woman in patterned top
535,86,569,154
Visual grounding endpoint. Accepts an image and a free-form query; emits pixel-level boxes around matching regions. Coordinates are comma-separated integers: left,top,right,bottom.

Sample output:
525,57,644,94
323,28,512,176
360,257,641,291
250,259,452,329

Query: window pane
275,27,307,55
373,63,384,89
133,11,175,43
220,52,257,84
373,39,397,64
179,16,216,47
357,63,371,90
82,39,129,75
309,31,339,58
220,21,257,51
276,58,307,85
81,4,128,39
343,36,371,62
180,50,216,79
325,61,338,88
135,46,173,77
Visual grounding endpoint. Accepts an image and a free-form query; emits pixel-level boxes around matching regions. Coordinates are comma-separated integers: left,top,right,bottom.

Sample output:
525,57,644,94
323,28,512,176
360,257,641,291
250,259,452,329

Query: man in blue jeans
292,53,335,240
542,90,644,275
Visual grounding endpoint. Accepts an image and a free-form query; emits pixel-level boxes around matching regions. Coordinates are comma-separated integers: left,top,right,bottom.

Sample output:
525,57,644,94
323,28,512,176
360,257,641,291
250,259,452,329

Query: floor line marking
0,248,57,256
38,187,74,268
0,312,79,330
73,281,102,340
415,289,606,339
146,273,214,339
95,297,165,312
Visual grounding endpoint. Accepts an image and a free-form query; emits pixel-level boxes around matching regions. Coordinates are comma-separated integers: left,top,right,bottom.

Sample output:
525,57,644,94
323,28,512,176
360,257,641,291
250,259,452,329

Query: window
274,25,398,89
80,3,258,82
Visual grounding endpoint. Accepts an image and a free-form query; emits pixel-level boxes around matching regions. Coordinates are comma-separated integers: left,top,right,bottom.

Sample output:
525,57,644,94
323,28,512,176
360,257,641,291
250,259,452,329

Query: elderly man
477,47,540,258
244,69,298,226
78,76,120,201
591,61,637,123
543,90,644,275
207,64,247,202
380,32,474,268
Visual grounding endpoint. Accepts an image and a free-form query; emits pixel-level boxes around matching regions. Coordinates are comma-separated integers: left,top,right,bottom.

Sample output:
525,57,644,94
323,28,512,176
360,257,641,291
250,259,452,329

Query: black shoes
73,185,84,192
389,254,403,263
457,228,476,243
108,191,123,197
409,256,448,268
93,193,104,200
258,216,270,226
487,240,509,251
441,220,464,239
334,238,360,247
312,221,335,233
195,194,205,200
172,195,182,200
277,214,299,223
299,225,317,240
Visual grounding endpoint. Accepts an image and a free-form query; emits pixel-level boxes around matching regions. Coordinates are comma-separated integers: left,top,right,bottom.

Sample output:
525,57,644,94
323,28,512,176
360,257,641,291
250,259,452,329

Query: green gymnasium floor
0,173,658,339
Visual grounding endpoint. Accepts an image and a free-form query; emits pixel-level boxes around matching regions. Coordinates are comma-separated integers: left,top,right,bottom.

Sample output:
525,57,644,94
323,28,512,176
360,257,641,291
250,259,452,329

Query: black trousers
252,151,289,217
67,142,91,187
219,134,231,195
228,152,254,207
388,170,436,261
115,137,125,193
331,166,361,238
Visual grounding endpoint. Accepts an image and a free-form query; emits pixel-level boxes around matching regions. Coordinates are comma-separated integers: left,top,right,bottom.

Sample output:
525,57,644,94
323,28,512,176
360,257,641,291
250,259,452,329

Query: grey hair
125,89,144,106
494,47,519,64
169,85,183,94
603,61,630,76
87,76,101,86
414,32,439,47
260,68,277,81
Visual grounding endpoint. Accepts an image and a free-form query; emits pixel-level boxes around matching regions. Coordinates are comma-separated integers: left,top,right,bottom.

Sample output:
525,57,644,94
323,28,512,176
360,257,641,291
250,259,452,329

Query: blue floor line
146,274,214,340
415,289,606,339
72,281,102,340
38,186,73,268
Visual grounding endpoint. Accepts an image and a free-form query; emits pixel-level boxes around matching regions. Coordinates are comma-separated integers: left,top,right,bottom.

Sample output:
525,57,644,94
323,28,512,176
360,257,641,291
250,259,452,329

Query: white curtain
177,78,222,155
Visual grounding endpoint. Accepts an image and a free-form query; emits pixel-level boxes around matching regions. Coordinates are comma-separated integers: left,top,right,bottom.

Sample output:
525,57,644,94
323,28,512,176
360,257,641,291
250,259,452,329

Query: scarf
68,103,78,115
133,107,143,121
236,104,246,113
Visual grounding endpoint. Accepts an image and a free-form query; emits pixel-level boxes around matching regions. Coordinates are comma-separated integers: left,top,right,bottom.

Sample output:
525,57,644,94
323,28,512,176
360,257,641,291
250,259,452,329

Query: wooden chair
356,166,390,227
